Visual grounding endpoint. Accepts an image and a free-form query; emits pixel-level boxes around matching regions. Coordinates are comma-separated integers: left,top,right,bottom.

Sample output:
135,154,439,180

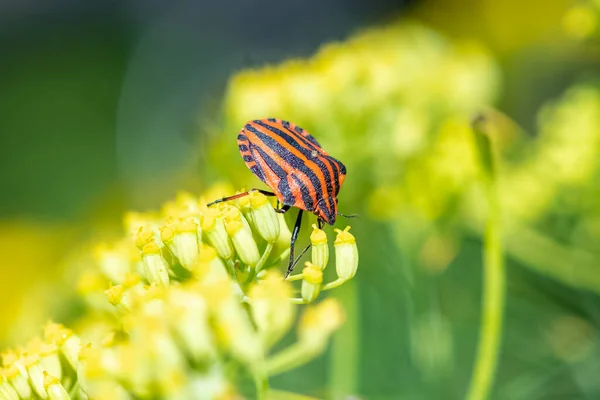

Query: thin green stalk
329,279,359,399
265,343,319,376
241,242,275,291
465,115,505,400
285,273,304,282
322,278,346,291
253,370,269,400
256,242,275,272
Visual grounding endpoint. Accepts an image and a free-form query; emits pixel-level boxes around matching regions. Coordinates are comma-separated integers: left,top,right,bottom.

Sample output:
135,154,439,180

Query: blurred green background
3,0,600,398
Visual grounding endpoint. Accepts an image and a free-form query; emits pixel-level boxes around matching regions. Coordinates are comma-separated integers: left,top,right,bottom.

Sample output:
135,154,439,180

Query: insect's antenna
337,212,360,219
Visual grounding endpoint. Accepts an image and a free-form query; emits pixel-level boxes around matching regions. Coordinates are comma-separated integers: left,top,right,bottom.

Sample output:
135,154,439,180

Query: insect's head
315,196,338,226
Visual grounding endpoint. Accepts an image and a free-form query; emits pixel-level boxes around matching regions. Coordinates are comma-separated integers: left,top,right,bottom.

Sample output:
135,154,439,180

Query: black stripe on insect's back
249,123,337,197
238,144,249,152
291,173,314,211
326,156,341,195
251,144,295,205
246,125,325,200
255,120,322,154
257,120,341,196
279,120,322,148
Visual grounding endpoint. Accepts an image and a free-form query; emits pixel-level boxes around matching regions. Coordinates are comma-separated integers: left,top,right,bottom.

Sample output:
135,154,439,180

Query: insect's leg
317,218,324,229
275,204,291,214
206,189,276,207
284,210,306,278
289,244,311,273
337,211,360,218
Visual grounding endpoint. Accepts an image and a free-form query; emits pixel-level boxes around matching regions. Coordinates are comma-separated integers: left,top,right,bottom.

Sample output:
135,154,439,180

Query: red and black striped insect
208,118,351,277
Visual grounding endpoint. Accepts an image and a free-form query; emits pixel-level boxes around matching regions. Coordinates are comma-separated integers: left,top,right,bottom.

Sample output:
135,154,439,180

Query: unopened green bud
43,323,80,373
334,226,358,280
0,375,19,400
273,213,293,257
249,191,280,242
27,339,61,381
1,353,31,399
301,263,323,303
234,190,256,227
161,218,199,270
200,209,235,260
141,242,170,287
224,214,260,267
195,244,229,283
43,372,70,400
105,285,136,314
167,287,216,363
22,353,47,399
310,224,329,270
43,323,80,374
93,241,134,284
249,270,294,347
298,298,344,351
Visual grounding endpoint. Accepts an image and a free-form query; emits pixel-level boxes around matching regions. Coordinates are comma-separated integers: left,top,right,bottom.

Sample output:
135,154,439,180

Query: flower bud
127,318,187,397
224,212,260,267
1,353,31,399
249,191,280,242
166,287,216,363
43,372,70,400
195,244,229,283
27,338,61,380
22,353,47,399
200,208,235,260
334,226,359,280
105,285,136,314
124,211,160,237
248,270,294,347
234,190,255,226
310,224,329,270
0,373,19,400
161,218,199,270
141,242,170,287
273,213,293,257
93,240,135,284
298,299,345,352
135,225,155,250
205,281,262,364
43,323,81,373
301,263,323,303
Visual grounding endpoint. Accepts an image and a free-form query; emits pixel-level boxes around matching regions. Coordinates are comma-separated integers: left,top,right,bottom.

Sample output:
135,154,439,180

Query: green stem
322,278,347,291
466,117,505,400
255,242,275,273
330,279,359,399
273,248,291,265
285,273,304,282
226,258,236,277
253,370,269,400
265,343,319,376
241,243,275,292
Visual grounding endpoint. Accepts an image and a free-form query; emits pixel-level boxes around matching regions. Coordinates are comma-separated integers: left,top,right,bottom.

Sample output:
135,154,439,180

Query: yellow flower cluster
0,187,359,399
218,17,600,290
563,0,600,40
219,21,500,223
497,86,600,224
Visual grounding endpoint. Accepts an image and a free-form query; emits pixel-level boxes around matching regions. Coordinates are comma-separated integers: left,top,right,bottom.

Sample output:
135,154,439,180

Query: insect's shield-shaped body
237,118,346,224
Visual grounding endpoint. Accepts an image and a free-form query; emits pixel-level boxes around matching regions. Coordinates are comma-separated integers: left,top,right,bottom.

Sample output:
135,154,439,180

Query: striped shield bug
208,118,353,277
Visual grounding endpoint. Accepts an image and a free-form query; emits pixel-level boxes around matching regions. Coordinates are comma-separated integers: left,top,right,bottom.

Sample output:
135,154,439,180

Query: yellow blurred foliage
0,221,74,345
